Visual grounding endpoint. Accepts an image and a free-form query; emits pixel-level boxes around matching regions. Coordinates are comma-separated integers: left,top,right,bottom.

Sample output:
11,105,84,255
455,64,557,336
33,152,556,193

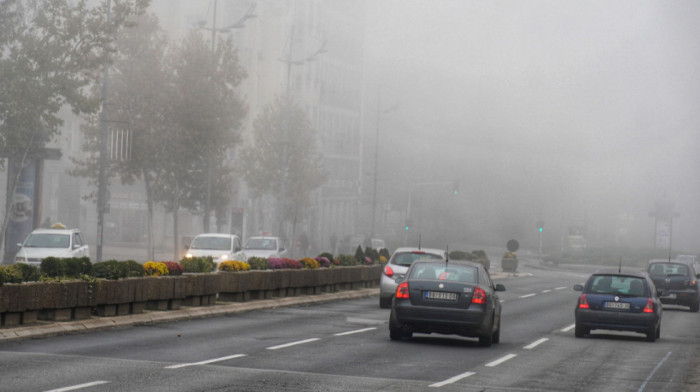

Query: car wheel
479,316,494,347
492,317,501,344
379,296,392,309
646,327,657,342
689,299,699,313
574,323,587,338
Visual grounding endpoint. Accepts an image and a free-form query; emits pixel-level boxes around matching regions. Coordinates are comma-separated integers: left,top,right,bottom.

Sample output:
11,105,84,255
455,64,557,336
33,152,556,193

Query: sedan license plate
604,301,630,310
424,291,457,301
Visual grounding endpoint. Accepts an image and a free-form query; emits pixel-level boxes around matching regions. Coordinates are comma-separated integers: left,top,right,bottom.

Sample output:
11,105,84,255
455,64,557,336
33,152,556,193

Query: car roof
412,259,483,268
194,233,236,238
592,268,649,278
30,228,78,234
649,258,693,267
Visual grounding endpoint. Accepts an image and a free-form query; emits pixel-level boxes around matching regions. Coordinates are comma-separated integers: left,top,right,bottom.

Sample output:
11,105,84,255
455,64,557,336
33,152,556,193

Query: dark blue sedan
574,269,662,342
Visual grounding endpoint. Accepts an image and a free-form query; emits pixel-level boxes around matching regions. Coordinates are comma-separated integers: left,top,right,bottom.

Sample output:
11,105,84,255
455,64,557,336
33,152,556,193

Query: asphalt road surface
1,256,698,391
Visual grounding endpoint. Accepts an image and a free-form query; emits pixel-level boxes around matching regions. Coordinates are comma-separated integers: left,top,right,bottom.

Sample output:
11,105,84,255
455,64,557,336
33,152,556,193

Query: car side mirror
16,242,22,247
573,284,584,291
495,283,506,292
235,246,242,252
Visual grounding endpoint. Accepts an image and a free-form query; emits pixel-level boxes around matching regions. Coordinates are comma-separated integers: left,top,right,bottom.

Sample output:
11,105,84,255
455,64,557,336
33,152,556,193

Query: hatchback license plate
425,291,457,301
604,301,630,310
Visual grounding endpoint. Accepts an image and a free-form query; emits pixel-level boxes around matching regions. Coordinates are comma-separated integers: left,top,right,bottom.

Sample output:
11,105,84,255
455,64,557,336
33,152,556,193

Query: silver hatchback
379,247,447,308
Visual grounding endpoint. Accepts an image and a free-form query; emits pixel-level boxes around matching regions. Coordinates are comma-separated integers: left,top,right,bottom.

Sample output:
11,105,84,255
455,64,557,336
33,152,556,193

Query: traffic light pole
404,181,455,245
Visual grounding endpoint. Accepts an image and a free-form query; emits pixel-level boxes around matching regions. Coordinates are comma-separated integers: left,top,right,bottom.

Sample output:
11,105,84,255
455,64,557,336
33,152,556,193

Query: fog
359,1,700,252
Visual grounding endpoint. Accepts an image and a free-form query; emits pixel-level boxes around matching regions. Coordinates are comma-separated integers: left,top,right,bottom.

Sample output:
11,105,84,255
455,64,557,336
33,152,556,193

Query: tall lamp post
197,1,256,232
96,0,112,263
277,38,326,240
370,88,398,239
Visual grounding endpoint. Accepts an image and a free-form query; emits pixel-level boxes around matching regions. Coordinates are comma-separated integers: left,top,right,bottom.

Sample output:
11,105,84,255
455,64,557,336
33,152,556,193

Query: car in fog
647,259,700,312
379,247,446,308
243,236,287,260
573,269,662,341
185,233,246,265
389,259,505,346
14,228,89,266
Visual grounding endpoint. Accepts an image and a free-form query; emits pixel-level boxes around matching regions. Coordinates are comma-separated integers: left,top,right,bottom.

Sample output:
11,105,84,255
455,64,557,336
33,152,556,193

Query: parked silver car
14,228,90,266
379,246,446,308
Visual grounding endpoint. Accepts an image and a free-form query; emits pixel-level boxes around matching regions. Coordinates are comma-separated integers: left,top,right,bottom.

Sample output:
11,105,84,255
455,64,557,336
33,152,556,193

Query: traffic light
452,180,459,195
537,220,544,232
404,219,413,231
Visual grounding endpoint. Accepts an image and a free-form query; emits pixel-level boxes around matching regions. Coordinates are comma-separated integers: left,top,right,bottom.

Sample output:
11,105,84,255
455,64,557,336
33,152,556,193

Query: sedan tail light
471,286,486,304
643,298,655,313
384,265,394,278
396,281,410,299
578,294,589,309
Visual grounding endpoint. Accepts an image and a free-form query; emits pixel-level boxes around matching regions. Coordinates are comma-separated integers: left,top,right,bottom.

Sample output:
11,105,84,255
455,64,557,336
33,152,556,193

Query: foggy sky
362,1,700,251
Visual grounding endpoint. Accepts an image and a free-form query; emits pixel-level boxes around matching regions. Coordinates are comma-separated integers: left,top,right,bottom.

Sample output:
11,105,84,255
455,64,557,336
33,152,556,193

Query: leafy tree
0,0,148,259
240,96,325,234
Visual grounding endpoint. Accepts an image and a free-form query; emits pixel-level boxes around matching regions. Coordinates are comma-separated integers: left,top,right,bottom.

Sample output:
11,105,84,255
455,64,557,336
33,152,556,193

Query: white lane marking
266,338,320,350
334,327,377,336
429,371,475,388
165,354,247,369
541,289,552,293
555,287,567,290
561,324,575,332
346,317,385,325
523,338,549,349
519,293,536,298
637,351,672,392
485,353,517,367
44,381,110,392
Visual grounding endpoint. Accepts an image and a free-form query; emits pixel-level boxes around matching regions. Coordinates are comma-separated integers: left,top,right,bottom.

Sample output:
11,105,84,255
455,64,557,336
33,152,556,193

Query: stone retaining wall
0,265,381,327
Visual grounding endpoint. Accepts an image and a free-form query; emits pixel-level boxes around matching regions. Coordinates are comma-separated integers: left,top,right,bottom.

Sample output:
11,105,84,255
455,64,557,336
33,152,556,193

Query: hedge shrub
93,260,130,280
179,256,216,273
247,257,269,270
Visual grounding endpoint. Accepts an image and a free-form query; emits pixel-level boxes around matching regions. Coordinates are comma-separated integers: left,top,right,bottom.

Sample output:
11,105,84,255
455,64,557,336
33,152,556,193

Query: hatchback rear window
588,275,647,296
391,252,443,266
649,263,688,276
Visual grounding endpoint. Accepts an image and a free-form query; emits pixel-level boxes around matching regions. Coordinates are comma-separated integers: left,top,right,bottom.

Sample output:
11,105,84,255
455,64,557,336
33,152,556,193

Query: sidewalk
0,288,380,343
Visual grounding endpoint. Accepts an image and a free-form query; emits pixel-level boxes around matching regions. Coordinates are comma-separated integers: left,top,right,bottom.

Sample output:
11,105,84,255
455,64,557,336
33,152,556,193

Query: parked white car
14,228,90,267
185,233,246,264
243,236,287,260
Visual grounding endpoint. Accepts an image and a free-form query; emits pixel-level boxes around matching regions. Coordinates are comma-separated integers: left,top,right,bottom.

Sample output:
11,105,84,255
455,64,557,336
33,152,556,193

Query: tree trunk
172,181,181,262
142,170,155,261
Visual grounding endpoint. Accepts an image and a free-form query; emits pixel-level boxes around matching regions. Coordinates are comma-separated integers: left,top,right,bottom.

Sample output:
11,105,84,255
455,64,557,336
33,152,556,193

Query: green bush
92,260,129,280
354,245,365,263
124,260,145,277
470,250,491,270
449,250,471,260
41,257,67,278
379,248,391,261
65,257,93,277
318,252,334,263
338,254,358,266
11,263,40,282
0,265,23,285
179,256,216,273
247,257,269,270
364,247,379,263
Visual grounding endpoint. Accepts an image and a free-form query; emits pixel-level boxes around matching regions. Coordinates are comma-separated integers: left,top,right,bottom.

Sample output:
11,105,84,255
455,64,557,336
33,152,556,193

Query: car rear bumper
392,303,491,337
659,290,699,306
575,309,659,332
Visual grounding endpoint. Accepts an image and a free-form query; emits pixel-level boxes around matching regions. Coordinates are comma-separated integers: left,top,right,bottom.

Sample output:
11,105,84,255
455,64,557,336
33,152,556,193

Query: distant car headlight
219,254,229,261
185,253,193,258
15,256,26,263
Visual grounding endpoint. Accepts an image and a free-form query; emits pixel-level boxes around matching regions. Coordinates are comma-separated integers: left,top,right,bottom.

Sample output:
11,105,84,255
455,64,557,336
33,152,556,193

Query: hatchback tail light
578,294,589,309
643,298,655,313
471,286,486,304
384,265,394,278
396,281,410,299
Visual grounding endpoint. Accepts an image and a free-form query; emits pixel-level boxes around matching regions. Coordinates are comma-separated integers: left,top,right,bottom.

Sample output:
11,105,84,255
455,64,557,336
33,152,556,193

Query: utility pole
370,87,398,239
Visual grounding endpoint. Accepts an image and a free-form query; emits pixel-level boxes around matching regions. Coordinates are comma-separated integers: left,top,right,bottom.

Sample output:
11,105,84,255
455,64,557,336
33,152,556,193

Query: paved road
1,258,698,391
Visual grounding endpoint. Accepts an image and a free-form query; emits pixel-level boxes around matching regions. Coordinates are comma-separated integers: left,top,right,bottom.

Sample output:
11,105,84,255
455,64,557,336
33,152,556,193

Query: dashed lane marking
44,381,110,392
560,324,575,332
485,353,517,367
523,338,549,349
429,371,476,388
334,327,377,336
165,354,247,369
266,338,320,350
519,293,536,298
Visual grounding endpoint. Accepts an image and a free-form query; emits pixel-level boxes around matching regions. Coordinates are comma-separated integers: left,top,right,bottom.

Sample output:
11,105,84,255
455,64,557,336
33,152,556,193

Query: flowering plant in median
299,257,320,269
144,261,169,276
219,260,251,272
315,256,330,268
162,261,184,275
268,258,302,269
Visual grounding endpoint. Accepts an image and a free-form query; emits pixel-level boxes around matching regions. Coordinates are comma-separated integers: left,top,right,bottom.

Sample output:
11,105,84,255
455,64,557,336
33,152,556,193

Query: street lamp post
198,1,256,232
276,37,326,241
96,0,112,263
370,88,398,239
403,181,452,245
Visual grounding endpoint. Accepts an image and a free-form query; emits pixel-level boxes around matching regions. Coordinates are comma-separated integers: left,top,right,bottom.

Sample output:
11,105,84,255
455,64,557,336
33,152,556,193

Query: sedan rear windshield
410,263,477,283
391,252,443,266
588,275,647,296
649,263,689,276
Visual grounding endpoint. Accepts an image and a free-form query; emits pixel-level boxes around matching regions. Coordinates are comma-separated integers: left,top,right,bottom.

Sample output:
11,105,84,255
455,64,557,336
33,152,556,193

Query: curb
0,288,380,343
